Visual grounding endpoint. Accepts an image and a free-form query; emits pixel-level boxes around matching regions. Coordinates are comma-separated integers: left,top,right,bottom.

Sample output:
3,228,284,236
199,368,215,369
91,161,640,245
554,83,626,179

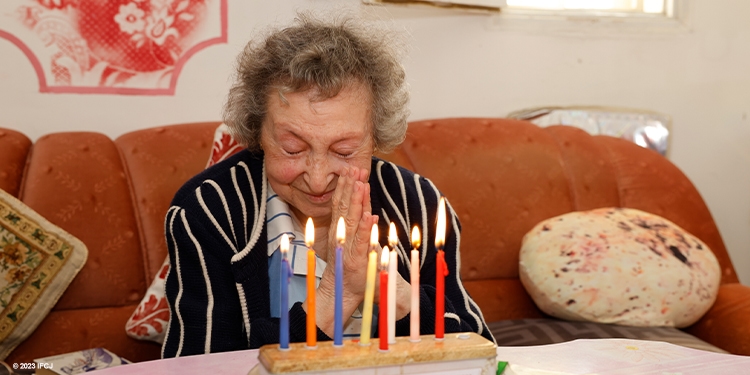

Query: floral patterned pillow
125,123,241,343
0,188,88,360
519,207,721,328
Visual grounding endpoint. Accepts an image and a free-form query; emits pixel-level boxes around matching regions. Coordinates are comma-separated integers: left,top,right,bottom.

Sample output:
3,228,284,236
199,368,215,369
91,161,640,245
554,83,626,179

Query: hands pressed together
303,166,413,338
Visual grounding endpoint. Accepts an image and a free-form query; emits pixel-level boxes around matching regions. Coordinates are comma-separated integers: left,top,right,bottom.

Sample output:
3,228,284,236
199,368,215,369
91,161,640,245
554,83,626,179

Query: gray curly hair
223,12,410,153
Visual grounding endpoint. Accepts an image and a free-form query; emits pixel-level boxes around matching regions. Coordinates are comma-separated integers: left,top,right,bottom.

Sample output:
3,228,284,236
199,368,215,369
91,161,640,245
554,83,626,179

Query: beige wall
1,1,748,284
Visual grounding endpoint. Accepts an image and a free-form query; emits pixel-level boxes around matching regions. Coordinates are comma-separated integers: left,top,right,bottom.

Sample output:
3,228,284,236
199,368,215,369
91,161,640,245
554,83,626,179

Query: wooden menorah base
249,332,497,375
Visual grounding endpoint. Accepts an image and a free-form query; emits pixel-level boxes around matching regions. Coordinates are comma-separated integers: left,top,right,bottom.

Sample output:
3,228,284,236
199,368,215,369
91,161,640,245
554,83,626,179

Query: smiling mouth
305,190,334,203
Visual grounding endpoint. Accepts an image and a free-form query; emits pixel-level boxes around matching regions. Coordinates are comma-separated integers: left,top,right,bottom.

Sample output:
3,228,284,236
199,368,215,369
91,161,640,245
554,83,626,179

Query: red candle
379,246,390,352
435,250,448,340
435,197,448,340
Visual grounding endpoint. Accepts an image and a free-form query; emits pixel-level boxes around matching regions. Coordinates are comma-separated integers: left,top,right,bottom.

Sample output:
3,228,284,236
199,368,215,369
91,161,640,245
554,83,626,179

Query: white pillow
519,207,720,328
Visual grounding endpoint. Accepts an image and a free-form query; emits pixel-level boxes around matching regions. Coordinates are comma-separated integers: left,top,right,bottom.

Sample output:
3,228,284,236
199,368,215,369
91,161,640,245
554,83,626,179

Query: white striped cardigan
162,150,494,358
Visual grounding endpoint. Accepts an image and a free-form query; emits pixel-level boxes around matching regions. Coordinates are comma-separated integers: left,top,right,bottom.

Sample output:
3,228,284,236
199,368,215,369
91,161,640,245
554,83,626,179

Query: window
492,0,686,36
505,0,672,17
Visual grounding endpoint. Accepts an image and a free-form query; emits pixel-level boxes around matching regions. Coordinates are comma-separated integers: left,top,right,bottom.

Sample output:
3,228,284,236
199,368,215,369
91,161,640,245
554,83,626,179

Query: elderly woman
162,13,493,357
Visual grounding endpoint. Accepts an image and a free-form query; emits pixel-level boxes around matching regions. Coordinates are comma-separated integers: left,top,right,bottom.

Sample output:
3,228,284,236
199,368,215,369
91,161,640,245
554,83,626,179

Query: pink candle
379,246,390,352
387,223,397,344
410,226,421,342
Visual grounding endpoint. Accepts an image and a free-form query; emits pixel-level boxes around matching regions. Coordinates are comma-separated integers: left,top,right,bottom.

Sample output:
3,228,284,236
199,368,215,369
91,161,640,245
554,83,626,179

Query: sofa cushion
489,318,725,353
0,129,32,198
21,132,146,310
125,123,241,343
519,207,721,328
5,305,161,364
115,123,216,283
0,188,87,360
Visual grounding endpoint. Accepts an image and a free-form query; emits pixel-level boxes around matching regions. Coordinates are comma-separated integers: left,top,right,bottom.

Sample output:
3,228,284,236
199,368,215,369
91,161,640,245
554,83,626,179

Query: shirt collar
266,183,326,277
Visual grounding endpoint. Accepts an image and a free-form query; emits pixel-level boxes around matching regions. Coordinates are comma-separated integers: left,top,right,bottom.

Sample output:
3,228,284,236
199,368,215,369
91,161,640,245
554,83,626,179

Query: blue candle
279,234,291,350
334,217,345,347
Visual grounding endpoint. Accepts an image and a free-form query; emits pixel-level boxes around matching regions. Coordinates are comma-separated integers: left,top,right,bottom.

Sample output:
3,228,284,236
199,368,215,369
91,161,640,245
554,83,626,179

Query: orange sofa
3,118,749,364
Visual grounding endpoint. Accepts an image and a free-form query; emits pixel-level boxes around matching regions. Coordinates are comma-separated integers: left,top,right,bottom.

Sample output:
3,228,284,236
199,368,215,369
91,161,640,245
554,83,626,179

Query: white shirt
266,184,363,337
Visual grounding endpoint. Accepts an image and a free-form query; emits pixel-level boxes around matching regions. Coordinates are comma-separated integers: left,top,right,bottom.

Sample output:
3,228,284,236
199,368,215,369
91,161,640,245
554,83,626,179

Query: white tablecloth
95,338,750,375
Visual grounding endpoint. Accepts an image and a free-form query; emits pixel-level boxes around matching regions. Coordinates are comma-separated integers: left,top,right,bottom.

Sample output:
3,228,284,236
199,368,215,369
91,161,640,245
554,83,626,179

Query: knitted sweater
161,150,494,358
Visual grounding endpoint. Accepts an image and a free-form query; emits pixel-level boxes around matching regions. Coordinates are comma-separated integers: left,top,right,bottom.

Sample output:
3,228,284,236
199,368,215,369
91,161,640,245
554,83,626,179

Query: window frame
492,0,690,37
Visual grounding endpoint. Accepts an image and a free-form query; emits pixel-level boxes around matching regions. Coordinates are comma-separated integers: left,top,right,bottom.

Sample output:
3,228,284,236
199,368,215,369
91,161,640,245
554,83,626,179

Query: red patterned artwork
0,0,227,95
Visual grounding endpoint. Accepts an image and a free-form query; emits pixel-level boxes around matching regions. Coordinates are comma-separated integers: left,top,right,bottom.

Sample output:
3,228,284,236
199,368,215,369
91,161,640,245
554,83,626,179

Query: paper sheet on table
506,363,579,375
496,338,750,375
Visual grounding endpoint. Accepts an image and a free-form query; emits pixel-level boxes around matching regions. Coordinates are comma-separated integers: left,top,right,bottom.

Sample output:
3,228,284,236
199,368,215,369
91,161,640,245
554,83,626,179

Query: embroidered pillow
125,123,242,343
0,188,88,359
206,123,242,168
519,207,721,328
124,257,170,343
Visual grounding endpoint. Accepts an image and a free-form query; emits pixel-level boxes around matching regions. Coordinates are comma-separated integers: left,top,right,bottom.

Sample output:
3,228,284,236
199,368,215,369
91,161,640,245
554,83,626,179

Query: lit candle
360,224,379,346
435,198,449,341
387,222,397,344
410,226,421,342
279,234,292,350
334,217,345,347
305,218,316,348
379,246,390,352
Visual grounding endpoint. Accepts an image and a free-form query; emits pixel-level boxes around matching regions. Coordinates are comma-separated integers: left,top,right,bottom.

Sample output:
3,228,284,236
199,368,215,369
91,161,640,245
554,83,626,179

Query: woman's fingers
359,167,370,183
344,180,364,234
332,166,370,220
353,210,373,251
330,167,348,216
363,182,372,214
339,209,377,299
337,167,355,217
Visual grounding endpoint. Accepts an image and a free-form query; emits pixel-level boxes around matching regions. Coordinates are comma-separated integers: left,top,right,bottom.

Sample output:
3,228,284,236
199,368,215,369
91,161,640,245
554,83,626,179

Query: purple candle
334,217,345,347
279,234,291,350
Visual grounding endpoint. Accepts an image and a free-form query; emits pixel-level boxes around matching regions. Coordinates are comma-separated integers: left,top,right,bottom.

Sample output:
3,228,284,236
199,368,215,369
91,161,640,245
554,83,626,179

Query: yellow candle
410,226,421,342
305,218,316,348
360,224,379,346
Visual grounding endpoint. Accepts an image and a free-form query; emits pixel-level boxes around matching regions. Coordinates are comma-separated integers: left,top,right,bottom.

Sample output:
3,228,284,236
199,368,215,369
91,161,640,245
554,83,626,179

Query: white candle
410,226,421,342
387,222,398,345
360,224,379,346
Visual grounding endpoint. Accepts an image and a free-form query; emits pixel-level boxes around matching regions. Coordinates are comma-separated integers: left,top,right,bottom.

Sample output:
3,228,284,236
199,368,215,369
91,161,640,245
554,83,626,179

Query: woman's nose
304,157,335,194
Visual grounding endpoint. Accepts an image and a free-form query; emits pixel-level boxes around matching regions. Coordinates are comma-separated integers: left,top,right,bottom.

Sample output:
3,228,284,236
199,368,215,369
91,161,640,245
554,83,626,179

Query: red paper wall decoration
0,0,227,95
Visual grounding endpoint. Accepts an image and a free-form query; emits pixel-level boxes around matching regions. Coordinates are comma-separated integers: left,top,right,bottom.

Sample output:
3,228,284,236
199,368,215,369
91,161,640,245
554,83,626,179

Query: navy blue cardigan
162,150,494,357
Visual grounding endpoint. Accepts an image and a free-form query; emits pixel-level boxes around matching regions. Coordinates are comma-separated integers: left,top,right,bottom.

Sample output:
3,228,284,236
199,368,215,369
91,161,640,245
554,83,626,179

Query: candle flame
370,223,379,248
388,222,398,248
411,226,421,249
435,197,446,250
305,218,314,247
280,233,290,257
381,245,390,268
336,217,345,244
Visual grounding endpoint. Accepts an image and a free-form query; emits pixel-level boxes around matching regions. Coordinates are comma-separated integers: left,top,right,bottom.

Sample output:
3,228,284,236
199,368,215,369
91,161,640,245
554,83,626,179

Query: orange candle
379,246,390,352
435,197,449,341
305,218,316,348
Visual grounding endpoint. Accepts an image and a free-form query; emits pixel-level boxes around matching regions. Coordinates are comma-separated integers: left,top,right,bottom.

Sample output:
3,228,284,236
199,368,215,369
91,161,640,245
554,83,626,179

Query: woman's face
261,82,374,224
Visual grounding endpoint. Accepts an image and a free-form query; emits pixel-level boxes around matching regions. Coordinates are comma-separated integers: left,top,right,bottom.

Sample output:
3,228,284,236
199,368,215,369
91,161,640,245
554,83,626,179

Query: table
95,339,750,375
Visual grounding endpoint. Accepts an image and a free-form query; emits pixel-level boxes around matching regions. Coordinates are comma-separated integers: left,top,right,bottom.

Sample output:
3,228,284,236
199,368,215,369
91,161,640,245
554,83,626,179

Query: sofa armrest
685,283,750,355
